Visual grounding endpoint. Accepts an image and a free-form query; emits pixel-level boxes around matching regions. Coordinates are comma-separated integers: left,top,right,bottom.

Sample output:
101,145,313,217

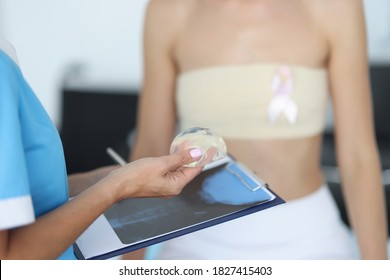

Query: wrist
90,176,121,206
101,168,138,203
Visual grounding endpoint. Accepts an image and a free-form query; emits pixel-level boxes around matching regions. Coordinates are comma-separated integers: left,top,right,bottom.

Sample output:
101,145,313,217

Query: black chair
60,85,138,174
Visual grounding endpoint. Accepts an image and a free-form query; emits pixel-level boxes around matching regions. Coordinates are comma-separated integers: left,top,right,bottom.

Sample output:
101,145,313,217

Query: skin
0,149,203,259
125,0,388,259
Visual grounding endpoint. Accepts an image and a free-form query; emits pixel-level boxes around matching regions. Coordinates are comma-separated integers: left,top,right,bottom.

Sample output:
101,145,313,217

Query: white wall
363,0,390,62
1,0,389,127
1,0,149,126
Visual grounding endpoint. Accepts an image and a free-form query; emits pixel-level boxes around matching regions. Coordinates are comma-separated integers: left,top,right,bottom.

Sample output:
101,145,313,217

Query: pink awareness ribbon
268,66,298,124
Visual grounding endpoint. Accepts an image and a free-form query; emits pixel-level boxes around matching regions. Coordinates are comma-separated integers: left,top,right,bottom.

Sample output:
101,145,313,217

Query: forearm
1,145,202,259
126,142,154,260
3,178,119,259
124,139,171,260
340,152,388,259
68,165,119,197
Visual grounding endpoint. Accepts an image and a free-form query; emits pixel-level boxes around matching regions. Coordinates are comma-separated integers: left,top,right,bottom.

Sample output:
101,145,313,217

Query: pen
106,147,127,166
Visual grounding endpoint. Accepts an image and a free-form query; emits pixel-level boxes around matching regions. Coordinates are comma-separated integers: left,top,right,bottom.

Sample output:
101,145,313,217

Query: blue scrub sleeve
0,52,35,230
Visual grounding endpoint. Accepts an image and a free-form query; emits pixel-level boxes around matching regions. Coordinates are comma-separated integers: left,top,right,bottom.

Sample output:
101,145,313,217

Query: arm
123,0,186,260
130,0,183,162
0,150,202,259
325,0,388,259
67,165,119,197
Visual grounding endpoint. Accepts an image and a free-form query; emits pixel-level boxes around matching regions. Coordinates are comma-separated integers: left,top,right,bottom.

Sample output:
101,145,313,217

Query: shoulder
303,0,367,61
0,38,21,78
304,0,364,19
143,0,195,53
145,0,194,28
305,0,365,39
0,38,19,66
0,51,19,83
0,50,24,106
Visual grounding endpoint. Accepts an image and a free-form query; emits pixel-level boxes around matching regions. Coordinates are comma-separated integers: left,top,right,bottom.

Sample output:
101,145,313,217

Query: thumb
165,148,203,170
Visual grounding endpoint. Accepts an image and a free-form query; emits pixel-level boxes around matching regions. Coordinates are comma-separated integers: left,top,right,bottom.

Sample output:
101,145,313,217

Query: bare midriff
225,134,324,201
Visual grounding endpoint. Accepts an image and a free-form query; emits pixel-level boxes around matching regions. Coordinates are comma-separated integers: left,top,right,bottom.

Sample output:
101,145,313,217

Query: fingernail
190,148,202,158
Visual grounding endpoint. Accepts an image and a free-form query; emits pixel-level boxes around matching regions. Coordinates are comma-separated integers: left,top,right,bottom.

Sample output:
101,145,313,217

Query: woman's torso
172,0,330,200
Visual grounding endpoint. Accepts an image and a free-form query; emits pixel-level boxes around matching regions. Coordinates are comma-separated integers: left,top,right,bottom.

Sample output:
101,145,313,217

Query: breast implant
170,127,227,167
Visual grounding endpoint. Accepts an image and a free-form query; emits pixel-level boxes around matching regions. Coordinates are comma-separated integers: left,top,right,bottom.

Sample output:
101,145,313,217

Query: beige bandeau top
176,63,329,139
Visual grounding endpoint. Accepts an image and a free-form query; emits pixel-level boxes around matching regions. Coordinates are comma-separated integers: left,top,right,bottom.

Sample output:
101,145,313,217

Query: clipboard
74,155,285,260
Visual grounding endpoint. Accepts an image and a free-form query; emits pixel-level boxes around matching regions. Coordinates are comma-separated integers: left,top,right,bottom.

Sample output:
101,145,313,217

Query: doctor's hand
103,148,204,201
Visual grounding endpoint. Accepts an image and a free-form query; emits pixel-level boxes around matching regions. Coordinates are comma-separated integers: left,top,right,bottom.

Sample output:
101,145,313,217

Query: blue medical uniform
0,43,76,259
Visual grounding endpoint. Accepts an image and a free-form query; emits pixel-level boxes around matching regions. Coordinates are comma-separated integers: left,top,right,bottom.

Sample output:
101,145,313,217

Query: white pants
156,185,358,259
